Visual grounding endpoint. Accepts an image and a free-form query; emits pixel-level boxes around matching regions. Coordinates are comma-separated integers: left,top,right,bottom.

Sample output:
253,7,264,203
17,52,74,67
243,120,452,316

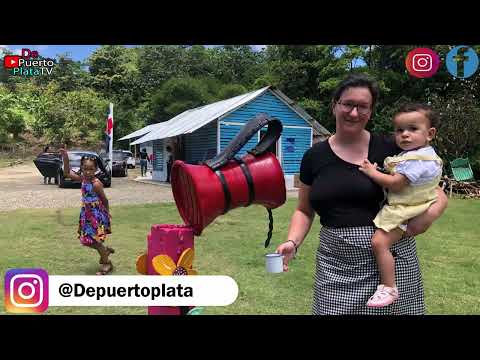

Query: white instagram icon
412,54,433,72
10,274,44,308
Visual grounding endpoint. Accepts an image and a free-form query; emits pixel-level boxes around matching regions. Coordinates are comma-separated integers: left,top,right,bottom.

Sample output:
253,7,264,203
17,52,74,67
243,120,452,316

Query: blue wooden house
122,86,330,188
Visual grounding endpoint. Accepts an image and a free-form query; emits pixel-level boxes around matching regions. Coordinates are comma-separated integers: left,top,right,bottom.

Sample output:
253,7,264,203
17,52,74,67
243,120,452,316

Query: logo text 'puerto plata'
3,48,56,77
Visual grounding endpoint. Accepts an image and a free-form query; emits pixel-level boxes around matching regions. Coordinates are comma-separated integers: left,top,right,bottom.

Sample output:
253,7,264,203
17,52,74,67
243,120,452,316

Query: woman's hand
275,241,297,272
406,187,448,236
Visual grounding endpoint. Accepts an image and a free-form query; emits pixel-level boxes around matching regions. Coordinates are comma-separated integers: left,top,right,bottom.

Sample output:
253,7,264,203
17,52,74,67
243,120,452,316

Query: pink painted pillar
147,224,194,315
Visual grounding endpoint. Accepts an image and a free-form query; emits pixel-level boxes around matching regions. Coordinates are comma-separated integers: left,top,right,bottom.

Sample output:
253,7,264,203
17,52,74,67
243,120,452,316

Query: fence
0,143,31,160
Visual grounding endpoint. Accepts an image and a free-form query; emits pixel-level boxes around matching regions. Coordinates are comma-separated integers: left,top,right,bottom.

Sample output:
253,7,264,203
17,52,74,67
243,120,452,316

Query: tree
0,85,26,141
216,83,248,100
40,89,108,146
264,45,333,100
149,77,215,123
87,45,139,100
183,45,217,78
211,45,266,86
42,54,90,91
430,91,480,162
137,45,188,93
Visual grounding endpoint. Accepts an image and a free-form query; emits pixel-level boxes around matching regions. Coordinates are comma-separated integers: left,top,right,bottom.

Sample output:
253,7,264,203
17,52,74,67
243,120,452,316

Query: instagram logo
405,48,440,78
4,268,49,313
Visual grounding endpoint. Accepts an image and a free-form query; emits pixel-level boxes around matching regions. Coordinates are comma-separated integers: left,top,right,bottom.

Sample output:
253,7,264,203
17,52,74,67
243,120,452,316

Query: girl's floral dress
78,177,111,246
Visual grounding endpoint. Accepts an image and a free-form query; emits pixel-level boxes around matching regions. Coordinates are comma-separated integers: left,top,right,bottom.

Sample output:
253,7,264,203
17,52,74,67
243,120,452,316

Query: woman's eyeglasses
336,101,372,115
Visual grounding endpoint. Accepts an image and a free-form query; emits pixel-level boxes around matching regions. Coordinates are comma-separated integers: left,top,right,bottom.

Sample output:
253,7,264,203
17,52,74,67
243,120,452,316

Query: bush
470,154,480,180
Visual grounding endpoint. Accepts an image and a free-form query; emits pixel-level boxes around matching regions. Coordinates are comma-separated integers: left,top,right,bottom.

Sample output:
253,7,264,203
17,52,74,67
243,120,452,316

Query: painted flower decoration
152,248,197,276
136,253,148,275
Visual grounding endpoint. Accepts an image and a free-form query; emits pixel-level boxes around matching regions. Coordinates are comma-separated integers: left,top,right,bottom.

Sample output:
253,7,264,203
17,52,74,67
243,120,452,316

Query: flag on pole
105,103,113,174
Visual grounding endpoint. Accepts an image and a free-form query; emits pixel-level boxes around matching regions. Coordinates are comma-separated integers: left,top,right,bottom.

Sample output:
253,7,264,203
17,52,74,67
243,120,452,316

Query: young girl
359,103,443,307
59,147,114,275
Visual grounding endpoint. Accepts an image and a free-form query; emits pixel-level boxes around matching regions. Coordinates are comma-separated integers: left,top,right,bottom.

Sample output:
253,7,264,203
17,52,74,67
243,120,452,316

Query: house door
152,140,166,181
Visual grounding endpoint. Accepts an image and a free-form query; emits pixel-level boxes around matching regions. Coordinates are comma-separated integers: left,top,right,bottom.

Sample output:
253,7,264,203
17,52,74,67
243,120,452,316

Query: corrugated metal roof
130,85,331,145
118,123,163,141
131,86,270,145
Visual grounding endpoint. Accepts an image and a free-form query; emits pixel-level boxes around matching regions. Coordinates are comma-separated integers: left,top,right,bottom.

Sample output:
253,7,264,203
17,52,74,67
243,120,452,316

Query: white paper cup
265,253,284,273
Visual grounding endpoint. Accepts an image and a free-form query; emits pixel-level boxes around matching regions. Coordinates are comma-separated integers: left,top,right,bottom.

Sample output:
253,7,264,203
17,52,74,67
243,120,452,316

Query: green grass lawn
1,198,479,315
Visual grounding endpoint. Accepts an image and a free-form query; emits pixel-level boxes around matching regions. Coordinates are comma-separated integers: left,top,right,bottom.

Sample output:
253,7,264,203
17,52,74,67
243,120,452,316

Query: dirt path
0,162,298,212
0,163,175,211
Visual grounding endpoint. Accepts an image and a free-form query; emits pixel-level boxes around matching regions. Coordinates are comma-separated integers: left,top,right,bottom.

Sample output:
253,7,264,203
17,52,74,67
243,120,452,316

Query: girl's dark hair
332,73,380,111
394,103,439,128
80,155,98,168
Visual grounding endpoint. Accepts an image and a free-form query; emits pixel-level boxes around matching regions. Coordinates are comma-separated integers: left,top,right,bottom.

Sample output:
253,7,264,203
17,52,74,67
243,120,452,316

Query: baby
359,103,443,307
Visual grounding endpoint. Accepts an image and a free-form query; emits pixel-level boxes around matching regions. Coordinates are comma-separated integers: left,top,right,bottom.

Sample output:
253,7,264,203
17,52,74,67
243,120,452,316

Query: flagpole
109,103,113,176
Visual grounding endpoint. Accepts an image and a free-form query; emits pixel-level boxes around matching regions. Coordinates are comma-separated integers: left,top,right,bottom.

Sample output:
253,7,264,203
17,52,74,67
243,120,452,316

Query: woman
42,145,54,185
276,74,448,315
166,146,174,183
139,148,150,177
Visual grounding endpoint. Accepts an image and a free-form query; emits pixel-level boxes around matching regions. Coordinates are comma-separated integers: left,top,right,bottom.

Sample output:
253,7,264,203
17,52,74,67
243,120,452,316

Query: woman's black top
300,133,401,228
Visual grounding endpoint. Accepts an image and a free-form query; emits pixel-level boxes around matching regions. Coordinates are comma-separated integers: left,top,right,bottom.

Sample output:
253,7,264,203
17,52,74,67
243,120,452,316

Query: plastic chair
450,158,475,182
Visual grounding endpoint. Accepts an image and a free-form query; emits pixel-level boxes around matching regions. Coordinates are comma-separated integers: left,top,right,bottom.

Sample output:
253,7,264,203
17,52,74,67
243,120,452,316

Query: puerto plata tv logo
3,48,56,76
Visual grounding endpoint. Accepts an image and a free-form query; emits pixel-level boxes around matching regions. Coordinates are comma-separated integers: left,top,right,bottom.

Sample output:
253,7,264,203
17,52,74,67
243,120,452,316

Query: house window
285,137,295,153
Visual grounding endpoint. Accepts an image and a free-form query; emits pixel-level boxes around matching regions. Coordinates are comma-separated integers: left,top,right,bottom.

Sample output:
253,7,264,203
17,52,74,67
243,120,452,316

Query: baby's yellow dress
374,149,443,232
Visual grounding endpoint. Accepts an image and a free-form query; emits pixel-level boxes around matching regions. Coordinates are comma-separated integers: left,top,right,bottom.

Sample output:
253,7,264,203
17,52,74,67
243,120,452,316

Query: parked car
111,150,128,177
121,150,136,169
33,152,61,184
56,151,112,188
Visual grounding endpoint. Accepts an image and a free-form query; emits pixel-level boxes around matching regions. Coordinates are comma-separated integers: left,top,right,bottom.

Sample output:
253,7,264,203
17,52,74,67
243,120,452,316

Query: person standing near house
275,73,448,315
139,148,150,177
42,145,54,185
166,146,173,183
148,152,155,175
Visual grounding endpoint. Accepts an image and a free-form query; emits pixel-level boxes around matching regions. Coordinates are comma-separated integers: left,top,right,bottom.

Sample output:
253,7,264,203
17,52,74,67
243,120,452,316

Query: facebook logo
446,46,479,79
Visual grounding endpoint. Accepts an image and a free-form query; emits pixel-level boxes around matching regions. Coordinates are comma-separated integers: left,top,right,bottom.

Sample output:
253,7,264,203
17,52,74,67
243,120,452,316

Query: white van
121,150,136,169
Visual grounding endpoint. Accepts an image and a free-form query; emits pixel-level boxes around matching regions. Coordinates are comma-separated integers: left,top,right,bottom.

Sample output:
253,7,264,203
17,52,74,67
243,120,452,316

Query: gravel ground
0,163,175,211
0,163,298,212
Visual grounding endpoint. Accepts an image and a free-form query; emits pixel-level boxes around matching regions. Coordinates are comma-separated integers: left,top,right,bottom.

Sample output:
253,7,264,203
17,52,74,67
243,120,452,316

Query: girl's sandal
96,261,113,275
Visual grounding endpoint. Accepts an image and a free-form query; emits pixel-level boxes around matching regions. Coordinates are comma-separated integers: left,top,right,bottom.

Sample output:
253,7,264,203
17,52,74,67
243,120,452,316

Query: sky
0,45,365,68
0,45,267,62
0,45,99,61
